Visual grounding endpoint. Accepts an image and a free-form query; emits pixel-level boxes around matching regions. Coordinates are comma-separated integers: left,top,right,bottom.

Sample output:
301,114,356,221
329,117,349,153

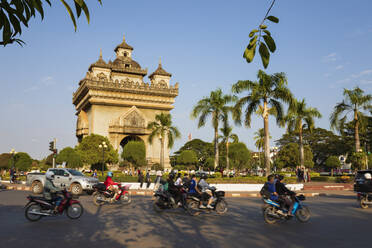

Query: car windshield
66,169,84,176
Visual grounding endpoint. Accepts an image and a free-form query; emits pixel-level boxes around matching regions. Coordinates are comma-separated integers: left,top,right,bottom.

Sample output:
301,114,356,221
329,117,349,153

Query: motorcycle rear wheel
263,206,278,224
153,197,164,213
215,199,228,214
296,206,311,223
66,203,83,219
25,203,43,222
187,200,200,216
120,192,131,205
92,192,105,206
360,198,369,209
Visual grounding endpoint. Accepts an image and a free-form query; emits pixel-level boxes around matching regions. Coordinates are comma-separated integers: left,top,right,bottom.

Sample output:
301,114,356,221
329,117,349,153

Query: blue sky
1,0,372,159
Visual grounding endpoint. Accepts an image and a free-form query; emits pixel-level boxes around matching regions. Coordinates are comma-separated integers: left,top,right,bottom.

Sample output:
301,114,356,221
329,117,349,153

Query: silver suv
26,168,99,195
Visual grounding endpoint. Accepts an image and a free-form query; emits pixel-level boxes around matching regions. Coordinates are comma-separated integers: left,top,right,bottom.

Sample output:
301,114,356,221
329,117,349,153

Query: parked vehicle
262,194,310,224
92,183,131,206
24,189,83,222
186,186,228,216
354,170,372,209
26,168,99,195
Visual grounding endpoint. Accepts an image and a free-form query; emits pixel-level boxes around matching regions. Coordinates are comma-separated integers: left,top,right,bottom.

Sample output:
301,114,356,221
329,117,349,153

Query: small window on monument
125,64,130,68
124,52,128,57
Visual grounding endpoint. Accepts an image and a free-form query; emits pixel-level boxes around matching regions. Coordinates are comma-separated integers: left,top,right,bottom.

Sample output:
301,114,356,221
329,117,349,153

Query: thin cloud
322,53,337,63
352,69,372,78
336,78,351,84
324,73,332,78
360,79,372,85
335,65,344,70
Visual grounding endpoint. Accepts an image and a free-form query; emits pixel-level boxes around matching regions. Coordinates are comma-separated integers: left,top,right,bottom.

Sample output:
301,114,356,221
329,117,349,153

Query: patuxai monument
72,35,178,169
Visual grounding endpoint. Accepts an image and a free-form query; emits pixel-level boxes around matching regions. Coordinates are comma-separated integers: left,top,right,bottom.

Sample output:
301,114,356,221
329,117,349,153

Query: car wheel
31,181,43,194
70,183,83,195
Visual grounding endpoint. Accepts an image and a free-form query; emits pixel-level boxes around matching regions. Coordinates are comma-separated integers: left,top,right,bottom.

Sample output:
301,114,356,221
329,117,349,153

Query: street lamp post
9,149,17,183
98,142,108,176
10,149,17,168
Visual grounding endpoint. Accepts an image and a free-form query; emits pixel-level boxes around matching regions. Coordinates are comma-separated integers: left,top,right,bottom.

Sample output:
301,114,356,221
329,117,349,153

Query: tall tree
283,98,321,167
330,87,372,152
219,125,239,171
191,88,233,169
148,113,180,169
232,70,293,175
174,139,214,168
0,0,103,46
121,141,146,169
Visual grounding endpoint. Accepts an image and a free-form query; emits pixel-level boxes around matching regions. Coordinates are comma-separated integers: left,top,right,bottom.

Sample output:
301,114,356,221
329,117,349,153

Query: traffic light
49,141,54,152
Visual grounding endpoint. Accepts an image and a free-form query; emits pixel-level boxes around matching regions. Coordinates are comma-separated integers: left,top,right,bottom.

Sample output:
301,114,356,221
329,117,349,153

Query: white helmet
46,171,55,180
364,173,372,180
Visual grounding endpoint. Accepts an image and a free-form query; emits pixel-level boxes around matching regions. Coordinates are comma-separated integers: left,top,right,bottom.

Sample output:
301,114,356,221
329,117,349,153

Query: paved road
0,190,370,248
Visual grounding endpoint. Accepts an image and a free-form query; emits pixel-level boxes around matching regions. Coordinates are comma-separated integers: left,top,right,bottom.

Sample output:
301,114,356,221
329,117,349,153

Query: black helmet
169,173,175,180
275,174,284,181
201,173,208,180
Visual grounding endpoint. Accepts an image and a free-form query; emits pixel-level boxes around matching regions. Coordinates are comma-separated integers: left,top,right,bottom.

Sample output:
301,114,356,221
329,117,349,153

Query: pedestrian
146,170,151,189
303,168,308,183
138,170,144,188
92,169,98,178
154,171,162,192
9,167,14,184
306,169,311,182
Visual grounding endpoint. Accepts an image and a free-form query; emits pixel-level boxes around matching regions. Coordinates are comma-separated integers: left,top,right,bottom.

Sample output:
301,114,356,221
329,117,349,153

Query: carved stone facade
72,36,178,169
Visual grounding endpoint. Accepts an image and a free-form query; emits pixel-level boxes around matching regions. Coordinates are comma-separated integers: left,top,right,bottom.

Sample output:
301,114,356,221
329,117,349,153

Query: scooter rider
275,174,295,216
43,171,62,213
198,174,214,209
104,171,119,202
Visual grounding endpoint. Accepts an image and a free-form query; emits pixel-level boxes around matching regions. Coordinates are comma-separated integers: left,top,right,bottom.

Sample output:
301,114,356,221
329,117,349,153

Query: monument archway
72,35,178,170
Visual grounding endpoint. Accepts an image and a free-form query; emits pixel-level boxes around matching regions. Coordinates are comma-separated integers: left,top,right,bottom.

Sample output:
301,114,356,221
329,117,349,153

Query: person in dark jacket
146,170,151,189
138,170,144,188
275,174,295,216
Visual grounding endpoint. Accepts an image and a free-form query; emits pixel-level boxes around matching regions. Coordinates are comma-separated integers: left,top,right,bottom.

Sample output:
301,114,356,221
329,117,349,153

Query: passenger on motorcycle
275,174,295,216
198,174,214,209
175,173,183,186
43,171,62,213
188,174,199,195
104,171,119,202
167,173,185,207
262,174,279,201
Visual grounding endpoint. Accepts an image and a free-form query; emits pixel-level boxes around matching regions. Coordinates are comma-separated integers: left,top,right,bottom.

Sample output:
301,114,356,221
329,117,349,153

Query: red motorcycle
24,190,83,222
92,183,131,206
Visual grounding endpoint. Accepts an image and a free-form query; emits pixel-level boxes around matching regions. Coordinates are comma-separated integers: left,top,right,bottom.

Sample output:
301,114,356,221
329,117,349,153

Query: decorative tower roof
149,58,172,79
114,34,133,52
89,49,108,69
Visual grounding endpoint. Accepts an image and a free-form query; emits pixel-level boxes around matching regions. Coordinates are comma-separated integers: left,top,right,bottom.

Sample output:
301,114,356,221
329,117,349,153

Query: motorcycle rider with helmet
198,174,214,209
104,171,119,202
275,174,295,216
43,171,62,213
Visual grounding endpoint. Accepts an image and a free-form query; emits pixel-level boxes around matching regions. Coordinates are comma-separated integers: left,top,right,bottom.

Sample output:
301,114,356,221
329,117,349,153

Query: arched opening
119,135,146,171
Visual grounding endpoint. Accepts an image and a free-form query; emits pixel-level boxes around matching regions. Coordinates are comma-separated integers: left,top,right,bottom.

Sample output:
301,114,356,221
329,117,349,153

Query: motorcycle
357,192,372,209
186,186,228,215
92,183,131,206
24,189,83,222
262,194,310,224
153,185,191,214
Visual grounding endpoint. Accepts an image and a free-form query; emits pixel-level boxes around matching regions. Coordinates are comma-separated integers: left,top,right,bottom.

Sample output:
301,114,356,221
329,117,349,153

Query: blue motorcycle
262,194,310,224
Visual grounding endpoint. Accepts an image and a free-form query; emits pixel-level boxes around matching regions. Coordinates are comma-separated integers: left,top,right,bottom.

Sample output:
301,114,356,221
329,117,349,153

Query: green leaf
263,30,271,36
243,42,257,63
262,35,276,53
60,0,77,31
248,35,258,49
259,24,267,29
33,0,45,19
249,29,258,38
267,16,279,23
259,42,270,68
9,13,22,36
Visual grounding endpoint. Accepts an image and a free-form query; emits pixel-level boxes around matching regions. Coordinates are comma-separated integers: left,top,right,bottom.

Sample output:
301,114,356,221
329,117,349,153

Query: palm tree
330,87,372,152
219,125,239,171
148,113,181,169
232,70,293,175
283,98,322,167
191,88,233,169
254,128,271,152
